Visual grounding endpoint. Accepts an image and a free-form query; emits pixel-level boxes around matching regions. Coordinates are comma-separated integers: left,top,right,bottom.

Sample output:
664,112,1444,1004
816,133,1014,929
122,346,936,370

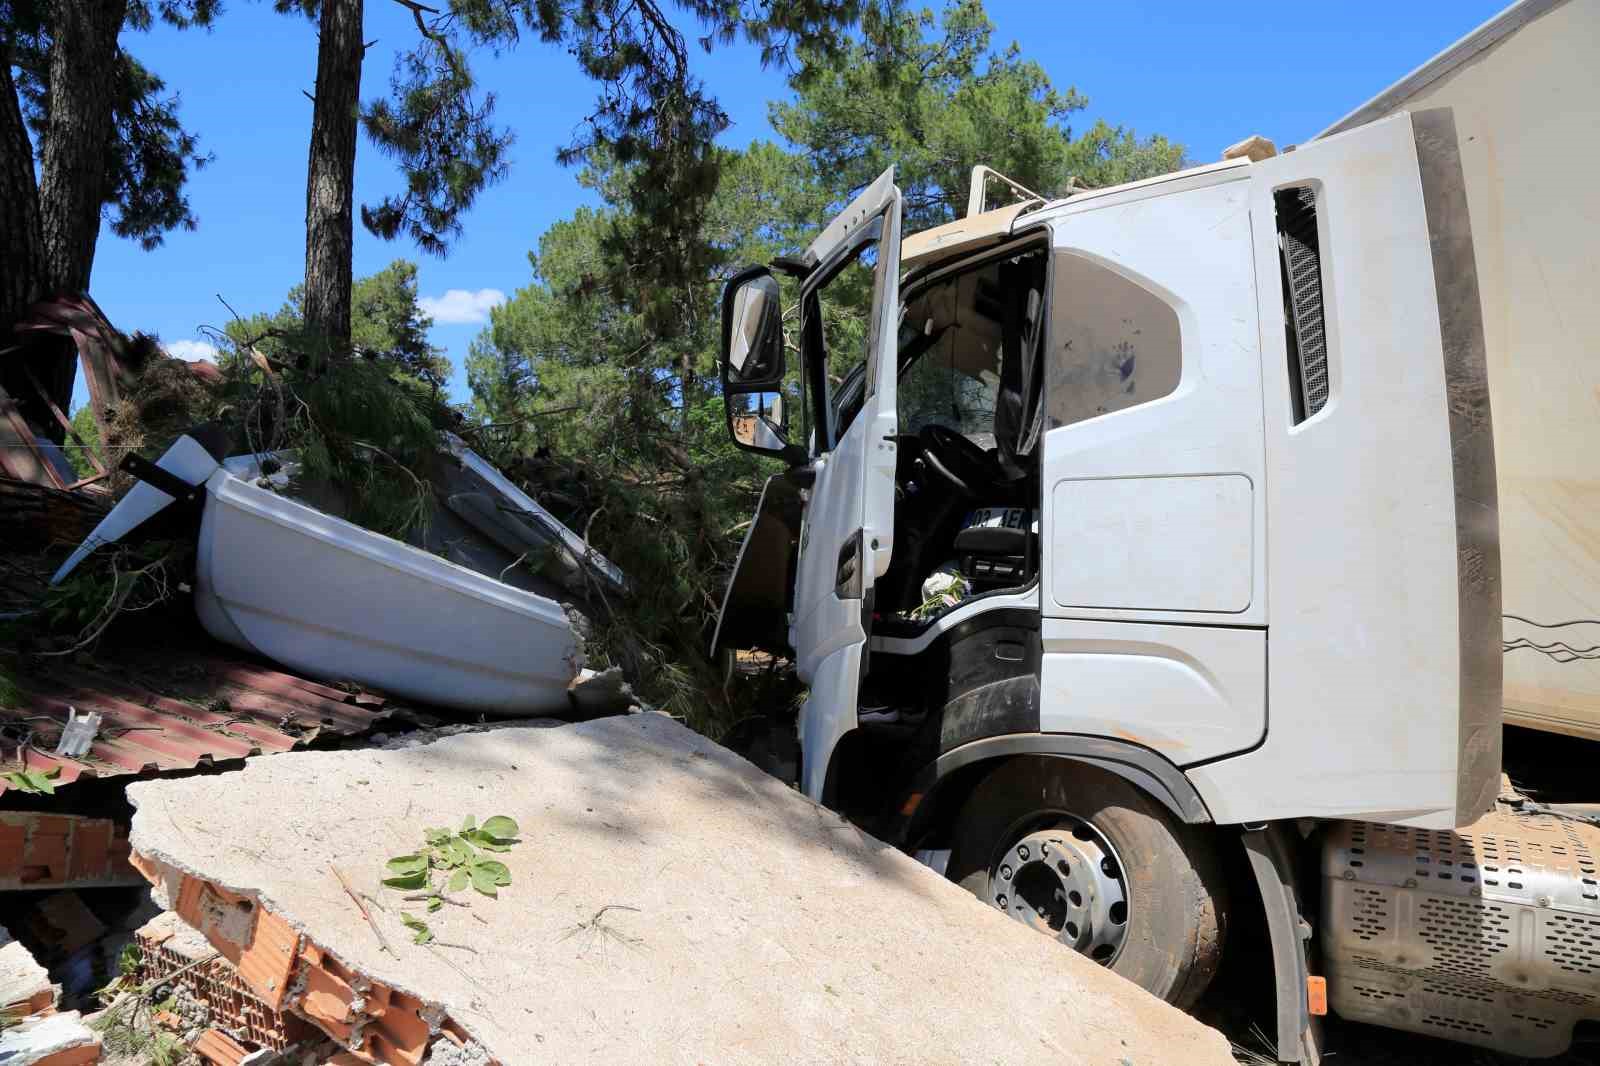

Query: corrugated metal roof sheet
0,645,395,796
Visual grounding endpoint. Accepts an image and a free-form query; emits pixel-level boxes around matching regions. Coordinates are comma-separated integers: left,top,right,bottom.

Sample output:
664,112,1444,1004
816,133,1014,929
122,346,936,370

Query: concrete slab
127,715,1233,1065
1,923,56,1017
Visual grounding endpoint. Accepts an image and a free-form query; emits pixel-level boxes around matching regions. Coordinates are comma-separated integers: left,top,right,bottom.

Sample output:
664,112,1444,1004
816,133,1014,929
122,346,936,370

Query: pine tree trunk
0,58,54,437
0,61,45,331
680,349,693,436
303,0,364,358
39,0,123,296
24,0,126,434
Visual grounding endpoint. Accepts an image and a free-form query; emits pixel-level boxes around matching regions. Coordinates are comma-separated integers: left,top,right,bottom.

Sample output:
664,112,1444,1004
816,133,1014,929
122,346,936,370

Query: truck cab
715,109,1509,1058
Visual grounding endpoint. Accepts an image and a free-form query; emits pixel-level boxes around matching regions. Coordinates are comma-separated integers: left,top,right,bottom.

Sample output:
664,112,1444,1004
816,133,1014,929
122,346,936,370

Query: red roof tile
0,646,394,796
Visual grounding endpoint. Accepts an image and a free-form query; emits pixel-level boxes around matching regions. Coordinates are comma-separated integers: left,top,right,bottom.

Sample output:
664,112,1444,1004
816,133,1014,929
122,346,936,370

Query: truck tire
946,756,1227,1009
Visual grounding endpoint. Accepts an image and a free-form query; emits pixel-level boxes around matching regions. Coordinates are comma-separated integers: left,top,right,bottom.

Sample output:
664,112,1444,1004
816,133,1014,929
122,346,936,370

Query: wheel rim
987,816,1130,965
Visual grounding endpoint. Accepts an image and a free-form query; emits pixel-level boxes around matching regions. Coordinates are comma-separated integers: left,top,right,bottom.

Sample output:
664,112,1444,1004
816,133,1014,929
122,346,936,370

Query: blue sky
85,0,1509,406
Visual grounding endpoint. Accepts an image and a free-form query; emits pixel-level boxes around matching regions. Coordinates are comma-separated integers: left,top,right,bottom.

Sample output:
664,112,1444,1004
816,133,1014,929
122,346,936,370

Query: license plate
962,507,1032,531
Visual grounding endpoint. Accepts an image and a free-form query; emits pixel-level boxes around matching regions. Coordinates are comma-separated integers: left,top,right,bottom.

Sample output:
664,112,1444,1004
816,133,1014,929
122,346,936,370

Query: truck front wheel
946,757,1227,1009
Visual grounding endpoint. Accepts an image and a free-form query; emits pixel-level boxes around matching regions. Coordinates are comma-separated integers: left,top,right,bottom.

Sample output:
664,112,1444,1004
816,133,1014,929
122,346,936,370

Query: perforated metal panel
1275,186,1330,421
1324,806,1600,1057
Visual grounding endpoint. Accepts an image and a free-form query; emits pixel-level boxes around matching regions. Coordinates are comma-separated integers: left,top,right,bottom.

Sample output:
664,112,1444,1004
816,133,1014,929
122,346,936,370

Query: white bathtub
58,436,583,715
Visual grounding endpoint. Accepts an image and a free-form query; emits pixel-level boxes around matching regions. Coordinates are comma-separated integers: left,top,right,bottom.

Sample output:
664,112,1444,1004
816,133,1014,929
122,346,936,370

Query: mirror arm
770,255,813,279
783,457,815,485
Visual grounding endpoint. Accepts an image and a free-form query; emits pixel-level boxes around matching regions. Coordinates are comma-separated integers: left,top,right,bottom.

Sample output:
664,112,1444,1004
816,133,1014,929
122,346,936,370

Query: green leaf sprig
382,814,521,943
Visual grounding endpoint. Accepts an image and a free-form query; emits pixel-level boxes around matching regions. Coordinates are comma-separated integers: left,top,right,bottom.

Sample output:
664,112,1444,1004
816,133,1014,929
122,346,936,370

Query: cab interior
837,241,1050,630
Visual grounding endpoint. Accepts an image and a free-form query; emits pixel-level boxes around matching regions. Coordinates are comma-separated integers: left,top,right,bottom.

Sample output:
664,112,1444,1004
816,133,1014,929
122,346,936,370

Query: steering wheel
918,423,993,498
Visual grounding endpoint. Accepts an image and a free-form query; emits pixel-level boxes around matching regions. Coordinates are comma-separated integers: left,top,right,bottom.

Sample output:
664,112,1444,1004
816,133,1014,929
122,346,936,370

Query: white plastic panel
1049,474,1252,613
1187,112,1472,828
1039,618,1264,766
799,642,863,801
1035,173,1266,628
194,469,580,715
51,435,223,585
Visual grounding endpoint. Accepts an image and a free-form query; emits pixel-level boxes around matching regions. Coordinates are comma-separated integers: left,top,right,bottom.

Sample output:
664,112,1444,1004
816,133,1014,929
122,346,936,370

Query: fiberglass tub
56,436,582,715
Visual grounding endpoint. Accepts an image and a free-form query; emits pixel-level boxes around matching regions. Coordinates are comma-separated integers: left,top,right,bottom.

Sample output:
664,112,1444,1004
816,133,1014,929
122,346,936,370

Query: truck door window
1045,251,1182,428
807,220,886,448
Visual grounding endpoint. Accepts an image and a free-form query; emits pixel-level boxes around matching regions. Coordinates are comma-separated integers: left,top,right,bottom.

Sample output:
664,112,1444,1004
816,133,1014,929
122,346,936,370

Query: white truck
711,103,1600,1061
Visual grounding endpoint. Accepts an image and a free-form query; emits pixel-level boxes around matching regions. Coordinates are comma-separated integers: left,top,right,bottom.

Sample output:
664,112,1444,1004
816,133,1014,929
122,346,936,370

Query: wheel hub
988,821,1129,964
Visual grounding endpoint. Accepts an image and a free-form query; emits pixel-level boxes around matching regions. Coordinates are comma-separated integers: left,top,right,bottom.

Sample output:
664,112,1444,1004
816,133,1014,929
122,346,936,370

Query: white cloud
166,339,219,363
419,288,507,325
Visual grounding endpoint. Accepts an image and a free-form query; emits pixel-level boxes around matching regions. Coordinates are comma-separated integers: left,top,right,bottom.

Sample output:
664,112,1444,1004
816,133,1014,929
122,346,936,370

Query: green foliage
771,0,1185,230
384,813,521,940
38,539,183,653
270,0,859,283
225,259,452,393
214,260,457,540
1,766,61,796
399,911,434,945
361,41,511,258
295,358,443,538
90,1000,189,1066
65,405,103,480
350,262,454,391
464,194,774,731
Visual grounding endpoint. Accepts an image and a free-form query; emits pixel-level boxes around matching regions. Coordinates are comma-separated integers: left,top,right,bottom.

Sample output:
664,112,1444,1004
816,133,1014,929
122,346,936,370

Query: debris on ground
1,922,102,1065
0,1009,101,1066
2,923,57,1019
23,894,108,964
0,645,398,798
134,911,320,1052
123,715,1234,1065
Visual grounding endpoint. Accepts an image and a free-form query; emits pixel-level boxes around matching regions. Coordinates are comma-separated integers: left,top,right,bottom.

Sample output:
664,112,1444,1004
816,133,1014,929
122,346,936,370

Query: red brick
66,819,111,882
191,1028,249,1066
0,824,24,878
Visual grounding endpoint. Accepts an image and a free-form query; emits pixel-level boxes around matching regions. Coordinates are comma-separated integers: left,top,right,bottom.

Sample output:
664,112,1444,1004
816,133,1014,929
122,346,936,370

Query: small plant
383,814,520,943
1,767,61,795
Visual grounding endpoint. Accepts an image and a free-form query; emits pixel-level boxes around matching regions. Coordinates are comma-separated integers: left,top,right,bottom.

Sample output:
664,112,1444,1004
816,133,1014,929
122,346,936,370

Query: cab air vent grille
1275,185,1328,422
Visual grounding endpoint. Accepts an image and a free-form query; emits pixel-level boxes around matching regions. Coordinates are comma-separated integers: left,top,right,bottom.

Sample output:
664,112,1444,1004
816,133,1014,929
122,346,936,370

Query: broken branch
332,863,396,957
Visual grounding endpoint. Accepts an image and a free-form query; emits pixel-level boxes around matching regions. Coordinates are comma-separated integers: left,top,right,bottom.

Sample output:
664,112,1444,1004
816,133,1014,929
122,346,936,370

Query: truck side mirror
722,269,785,385
721,267,805,464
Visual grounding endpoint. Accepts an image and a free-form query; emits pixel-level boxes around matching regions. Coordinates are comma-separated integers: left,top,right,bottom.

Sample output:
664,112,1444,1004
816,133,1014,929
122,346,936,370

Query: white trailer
1320,0,1600,742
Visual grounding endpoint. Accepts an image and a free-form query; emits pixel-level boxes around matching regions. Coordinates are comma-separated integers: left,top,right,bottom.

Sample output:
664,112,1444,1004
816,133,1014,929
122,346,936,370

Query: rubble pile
1,924,100,1066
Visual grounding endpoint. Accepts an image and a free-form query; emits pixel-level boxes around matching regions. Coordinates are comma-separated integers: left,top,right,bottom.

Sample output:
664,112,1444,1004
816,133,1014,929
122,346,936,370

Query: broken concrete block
1,923,57,1018
565,665,638,717
1222,133,1278,161
126,716,1233,1065
0,1009,100,1065
136,911,317,1051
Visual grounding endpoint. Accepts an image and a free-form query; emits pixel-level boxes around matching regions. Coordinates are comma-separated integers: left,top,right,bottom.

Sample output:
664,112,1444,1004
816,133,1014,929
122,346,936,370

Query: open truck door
717,168,904,800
